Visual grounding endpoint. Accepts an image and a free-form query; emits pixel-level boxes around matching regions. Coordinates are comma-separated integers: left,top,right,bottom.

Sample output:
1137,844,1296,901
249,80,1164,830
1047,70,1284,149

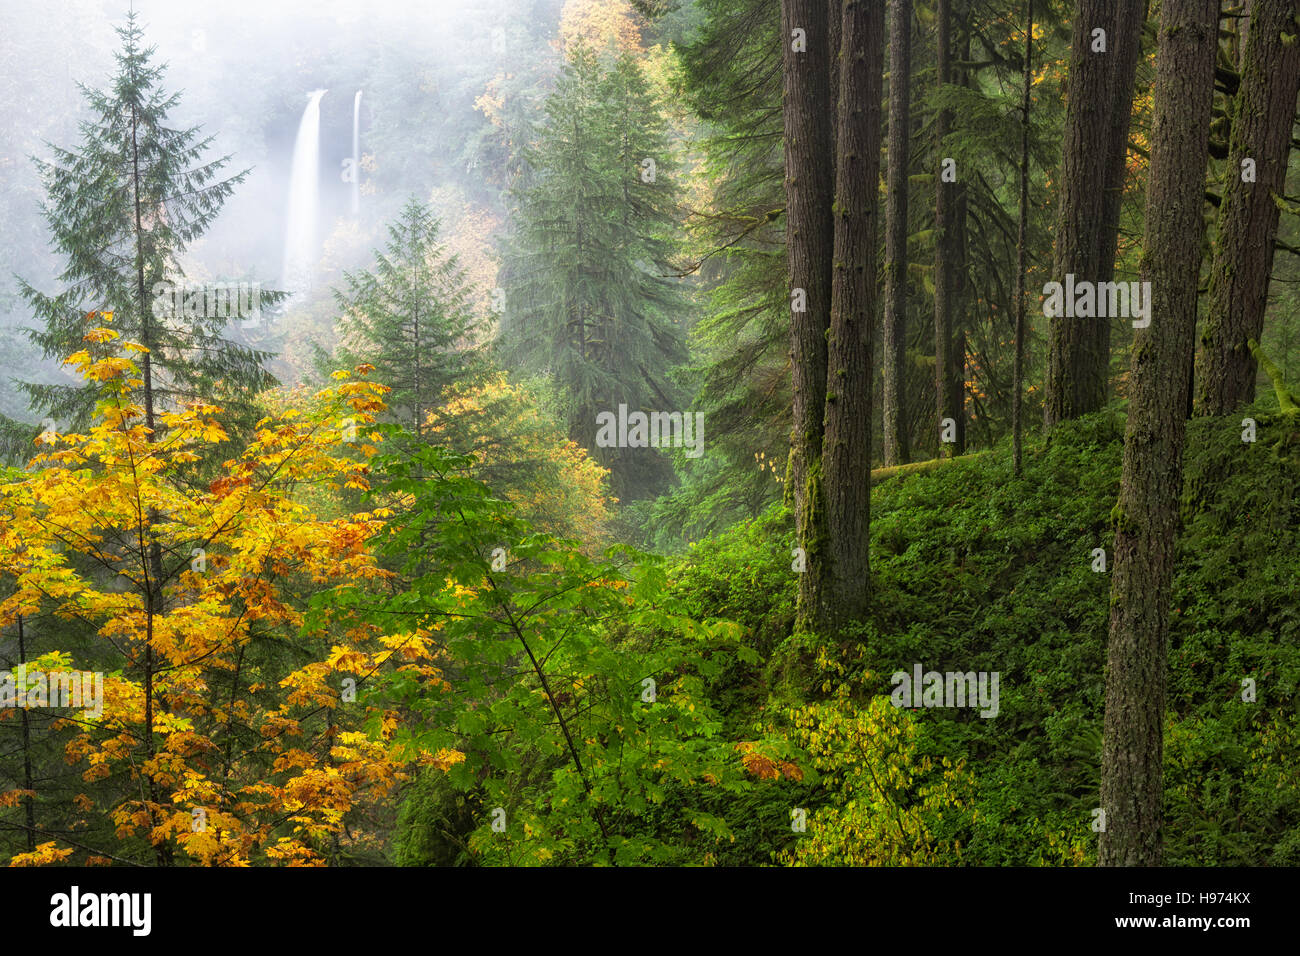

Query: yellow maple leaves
777,681,977,867
558,0,644,55
0,340,454,866
8,842,76,867
0,789,35,809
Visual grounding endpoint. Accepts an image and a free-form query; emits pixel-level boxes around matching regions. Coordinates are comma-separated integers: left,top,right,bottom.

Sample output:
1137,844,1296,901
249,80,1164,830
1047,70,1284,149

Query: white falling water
351,90,362,217
281,89,327,293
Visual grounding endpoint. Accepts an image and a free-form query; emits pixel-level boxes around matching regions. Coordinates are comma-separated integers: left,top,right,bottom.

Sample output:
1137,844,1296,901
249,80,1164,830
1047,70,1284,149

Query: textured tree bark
951,17,972,454
1099,0,1218,868
1013,0,1033,477
781,0,836,630
1091,1,1147,401
828,0,842,160
1195,0,1300,415
1239,0,1254,71
1044,0,1145,429
934,0,956,457
823,0,884,626
882,0,912,467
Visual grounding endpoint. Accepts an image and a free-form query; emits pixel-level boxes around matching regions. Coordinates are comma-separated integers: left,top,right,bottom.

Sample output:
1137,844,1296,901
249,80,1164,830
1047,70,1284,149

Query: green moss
667,406,1300,865
1249,338,1300,416
1109,502,1139,536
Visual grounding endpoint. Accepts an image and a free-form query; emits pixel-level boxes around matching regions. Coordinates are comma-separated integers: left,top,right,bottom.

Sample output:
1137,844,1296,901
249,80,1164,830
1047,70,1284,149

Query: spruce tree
323,197,484,440
498,42,686,503
1100,0,1218,867
780,0,835,628
2,10,276,459
666,0,788,538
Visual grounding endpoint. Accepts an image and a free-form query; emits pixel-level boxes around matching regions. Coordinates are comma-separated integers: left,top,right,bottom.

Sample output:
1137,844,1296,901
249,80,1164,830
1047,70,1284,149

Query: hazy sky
0,0,548,394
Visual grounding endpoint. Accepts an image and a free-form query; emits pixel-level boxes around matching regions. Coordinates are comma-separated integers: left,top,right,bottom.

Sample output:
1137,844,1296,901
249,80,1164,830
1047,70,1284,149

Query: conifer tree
1195,0,1300,415
0,13,279,861
498,42,686,502
2,10,276,458
667,0,788,536
1100,0,1218,867
822,0,885,626
780,0,835,626
324,198,484,441
1042,0,1144,428
882,0,913,468
933,0,958,457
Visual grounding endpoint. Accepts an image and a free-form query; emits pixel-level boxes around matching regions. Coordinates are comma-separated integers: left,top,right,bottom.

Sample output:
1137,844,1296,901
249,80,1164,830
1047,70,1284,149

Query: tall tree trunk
1013,0,1033,476
948,17,972,454
883,0,912,466
933,0,956,456
1044,0,1145,428
1091,1,1147,401
1099,0,1218,868
132,100,172,867
828,0,842,160
1239,0,1254,71
1195,0,1300,415
823,0,884,626
782,0,836,630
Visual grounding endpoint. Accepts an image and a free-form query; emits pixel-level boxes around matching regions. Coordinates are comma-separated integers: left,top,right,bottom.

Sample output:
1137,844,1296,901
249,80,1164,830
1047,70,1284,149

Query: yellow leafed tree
558,0,644,55
0,337,458,866
423,372,614,544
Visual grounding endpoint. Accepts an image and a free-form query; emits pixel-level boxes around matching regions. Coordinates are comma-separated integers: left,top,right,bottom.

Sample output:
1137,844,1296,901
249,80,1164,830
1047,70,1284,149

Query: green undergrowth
666,405,1300,865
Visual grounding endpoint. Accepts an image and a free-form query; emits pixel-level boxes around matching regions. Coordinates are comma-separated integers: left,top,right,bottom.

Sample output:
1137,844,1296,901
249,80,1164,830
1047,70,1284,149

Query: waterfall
351,90,362,217
281,89,327,293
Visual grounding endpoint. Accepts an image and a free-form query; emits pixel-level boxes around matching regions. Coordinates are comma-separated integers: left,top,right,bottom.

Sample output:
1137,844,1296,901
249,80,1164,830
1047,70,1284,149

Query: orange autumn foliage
736,741,804,782
558,0,644,56
0,338,463,866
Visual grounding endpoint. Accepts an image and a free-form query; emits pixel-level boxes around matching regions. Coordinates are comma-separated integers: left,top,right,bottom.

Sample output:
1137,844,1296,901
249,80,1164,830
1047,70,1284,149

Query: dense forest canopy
0,0,1296,877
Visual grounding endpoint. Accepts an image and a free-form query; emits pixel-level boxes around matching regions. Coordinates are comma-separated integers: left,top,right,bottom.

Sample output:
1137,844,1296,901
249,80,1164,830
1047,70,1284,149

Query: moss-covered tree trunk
1099,0,1218,868
1044,0,1145,429
823,0,884,626
782,0,835,629
1195,0,1300,415
882,0,912,467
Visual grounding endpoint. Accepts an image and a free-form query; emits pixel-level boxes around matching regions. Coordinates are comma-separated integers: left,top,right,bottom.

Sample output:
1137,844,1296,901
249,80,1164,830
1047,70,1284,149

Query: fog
0,0,565,407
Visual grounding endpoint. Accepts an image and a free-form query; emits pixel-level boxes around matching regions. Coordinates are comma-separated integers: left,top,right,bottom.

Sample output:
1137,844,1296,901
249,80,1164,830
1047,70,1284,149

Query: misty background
0,0,688,417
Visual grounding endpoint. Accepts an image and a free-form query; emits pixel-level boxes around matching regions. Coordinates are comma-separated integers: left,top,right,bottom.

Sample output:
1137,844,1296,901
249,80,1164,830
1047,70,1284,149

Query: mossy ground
665,405,1300,865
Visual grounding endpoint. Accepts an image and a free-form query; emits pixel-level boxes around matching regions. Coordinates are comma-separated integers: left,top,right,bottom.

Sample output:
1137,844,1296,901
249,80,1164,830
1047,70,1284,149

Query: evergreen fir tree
666,0,789,538
498,41,686,503
1,9,277,460
321,197,484,440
